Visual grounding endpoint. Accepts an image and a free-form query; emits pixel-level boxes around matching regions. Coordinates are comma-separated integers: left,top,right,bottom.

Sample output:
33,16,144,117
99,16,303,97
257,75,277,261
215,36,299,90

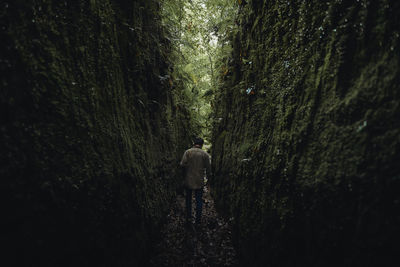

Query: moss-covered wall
1,1,192,265
212,0,400,266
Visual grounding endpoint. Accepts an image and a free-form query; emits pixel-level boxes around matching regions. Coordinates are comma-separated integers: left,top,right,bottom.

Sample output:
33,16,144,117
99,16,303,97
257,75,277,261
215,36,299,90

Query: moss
1,0,194,266
212,0,400,266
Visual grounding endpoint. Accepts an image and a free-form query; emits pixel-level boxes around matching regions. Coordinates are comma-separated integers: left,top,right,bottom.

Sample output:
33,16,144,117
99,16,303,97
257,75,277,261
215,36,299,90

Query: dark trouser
185,188,203,224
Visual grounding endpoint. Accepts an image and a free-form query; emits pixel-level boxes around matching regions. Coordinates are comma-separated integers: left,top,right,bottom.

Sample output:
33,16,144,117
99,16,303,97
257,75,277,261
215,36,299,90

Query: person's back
180,137,211,226
181,147,211,189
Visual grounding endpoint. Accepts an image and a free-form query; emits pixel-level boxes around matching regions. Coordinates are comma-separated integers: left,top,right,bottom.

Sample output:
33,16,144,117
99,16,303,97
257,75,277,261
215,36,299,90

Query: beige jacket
180,147,211,189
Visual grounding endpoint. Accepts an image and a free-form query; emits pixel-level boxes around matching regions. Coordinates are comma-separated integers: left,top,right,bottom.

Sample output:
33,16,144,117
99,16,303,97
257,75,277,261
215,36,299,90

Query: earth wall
1,1,193,265
212,1,400,266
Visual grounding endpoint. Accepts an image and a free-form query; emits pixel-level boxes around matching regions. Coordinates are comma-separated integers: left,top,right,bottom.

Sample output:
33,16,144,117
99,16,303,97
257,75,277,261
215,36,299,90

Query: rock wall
1,1,193,265
212,1,400,266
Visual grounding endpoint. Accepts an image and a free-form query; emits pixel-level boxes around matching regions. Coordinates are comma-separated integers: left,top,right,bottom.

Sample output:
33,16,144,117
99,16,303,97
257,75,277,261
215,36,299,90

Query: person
180,137,211,226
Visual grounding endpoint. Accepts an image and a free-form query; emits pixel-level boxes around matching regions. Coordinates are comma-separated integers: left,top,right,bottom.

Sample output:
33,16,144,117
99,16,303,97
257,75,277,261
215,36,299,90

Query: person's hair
193,137,204,146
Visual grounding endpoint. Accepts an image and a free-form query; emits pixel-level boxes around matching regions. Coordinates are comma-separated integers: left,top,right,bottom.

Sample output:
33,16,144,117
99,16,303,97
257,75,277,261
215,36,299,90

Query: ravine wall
212,1,400,266
1,0,193,265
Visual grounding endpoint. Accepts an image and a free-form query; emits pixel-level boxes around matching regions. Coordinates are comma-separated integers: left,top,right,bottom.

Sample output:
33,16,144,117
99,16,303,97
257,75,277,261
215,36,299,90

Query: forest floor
150,186,238,266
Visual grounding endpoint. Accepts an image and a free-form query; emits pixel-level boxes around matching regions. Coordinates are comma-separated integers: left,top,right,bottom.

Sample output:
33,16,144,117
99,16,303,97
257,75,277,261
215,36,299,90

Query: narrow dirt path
150,186,238,266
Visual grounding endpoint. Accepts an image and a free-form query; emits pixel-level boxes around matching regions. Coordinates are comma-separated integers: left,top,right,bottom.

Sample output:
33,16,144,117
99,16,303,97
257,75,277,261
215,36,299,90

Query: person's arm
180,150,188,167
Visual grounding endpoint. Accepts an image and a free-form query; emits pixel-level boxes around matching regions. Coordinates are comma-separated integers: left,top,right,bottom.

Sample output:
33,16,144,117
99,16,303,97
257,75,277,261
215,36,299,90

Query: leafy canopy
160,0,237,141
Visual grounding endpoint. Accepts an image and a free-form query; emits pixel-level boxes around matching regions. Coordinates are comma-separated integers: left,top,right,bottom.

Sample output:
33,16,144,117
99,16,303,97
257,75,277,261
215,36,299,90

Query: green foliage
160,0,237,141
